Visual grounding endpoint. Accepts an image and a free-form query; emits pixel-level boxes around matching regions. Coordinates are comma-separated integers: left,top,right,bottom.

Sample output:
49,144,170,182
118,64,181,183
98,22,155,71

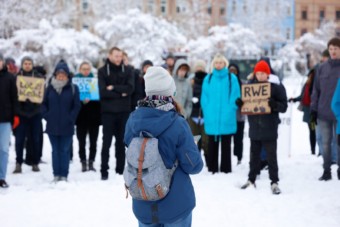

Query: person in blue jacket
331,77,340,180
42,61,81,182
201,53,241,174
124,66,203,227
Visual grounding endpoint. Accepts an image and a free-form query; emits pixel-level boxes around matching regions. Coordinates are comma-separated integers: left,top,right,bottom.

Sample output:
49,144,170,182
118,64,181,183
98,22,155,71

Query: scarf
137,95,175,112
51,77,68,95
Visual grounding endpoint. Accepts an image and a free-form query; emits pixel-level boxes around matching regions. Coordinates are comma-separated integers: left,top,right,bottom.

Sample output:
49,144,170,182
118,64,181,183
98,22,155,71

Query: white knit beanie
144,66,176,97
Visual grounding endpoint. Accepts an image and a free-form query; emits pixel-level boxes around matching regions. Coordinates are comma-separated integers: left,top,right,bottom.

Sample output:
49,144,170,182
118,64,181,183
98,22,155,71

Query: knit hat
254,60,271,75
21,56,34,67
144,66,176,97
54,60,70,76
194,59,206,72
141,60,153,69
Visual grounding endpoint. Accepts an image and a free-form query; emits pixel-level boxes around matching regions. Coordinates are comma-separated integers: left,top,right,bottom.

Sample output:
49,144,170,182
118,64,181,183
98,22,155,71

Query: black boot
318,171,332,181
337,170,340,180
88,161,96,172
81,161,87,172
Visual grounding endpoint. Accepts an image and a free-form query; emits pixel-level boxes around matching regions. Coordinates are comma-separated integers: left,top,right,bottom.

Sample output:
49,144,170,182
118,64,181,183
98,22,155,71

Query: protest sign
16,76,45,104
72,77,99,101
241,83,271,115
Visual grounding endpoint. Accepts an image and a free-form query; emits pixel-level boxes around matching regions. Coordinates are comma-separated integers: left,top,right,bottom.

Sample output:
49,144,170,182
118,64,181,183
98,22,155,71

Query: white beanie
144,66,176,97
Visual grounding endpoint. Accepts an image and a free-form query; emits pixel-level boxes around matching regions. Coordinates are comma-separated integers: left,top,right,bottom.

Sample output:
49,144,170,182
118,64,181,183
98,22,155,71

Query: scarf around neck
137,95,175,112
51,77,68,94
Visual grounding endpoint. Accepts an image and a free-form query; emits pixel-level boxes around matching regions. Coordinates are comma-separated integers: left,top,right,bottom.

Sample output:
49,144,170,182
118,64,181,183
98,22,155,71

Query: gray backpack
123,131,177,201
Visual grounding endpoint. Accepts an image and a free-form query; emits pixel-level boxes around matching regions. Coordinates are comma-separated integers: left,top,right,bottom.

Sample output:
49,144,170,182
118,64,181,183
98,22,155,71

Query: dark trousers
14,115,42,165
232,121,245,161
25,121,43,164
208,135,232,173
48,135,72,177
308,123,316,154
248,140,279,184
101,112,129,176
76,122,99,162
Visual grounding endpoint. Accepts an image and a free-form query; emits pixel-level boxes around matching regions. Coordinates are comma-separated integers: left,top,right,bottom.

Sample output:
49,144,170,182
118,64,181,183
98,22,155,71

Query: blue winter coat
331,78,340,134
42,81,81,136
201,67,241,135
124,107,203,224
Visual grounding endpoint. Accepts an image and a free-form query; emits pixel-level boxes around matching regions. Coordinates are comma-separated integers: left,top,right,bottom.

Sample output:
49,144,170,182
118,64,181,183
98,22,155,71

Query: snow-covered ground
1,76,340,227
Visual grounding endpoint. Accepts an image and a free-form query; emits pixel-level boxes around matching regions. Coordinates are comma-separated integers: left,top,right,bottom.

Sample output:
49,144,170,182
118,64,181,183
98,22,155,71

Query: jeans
101,113,129,176
14,115,42,165
318,120,340,172
48,135,73,177
0,123,11,180
316,124,337,161
138,212,192,227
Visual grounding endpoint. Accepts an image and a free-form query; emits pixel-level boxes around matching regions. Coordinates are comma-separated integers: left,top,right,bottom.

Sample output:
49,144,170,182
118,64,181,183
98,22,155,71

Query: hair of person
109,46,122,54
78,61,91,71
210,53,229,72
173,99,184,115
327,37,340,48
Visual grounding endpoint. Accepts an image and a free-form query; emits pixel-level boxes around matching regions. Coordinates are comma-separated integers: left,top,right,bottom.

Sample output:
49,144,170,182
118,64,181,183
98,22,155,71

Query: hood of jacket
172,59,190,79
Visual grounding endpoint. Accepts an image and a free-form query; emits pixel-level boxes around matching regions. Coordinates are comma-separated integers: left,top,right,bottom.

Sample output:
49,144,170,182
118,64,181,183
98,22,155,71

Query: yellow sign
16,76,45,104
241,83,271,115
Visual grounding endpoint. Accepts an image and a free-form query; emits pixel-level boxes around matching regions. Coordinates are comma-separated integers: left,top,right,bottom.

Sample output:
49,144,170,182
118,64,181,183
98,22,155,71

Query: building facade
295,0,340,38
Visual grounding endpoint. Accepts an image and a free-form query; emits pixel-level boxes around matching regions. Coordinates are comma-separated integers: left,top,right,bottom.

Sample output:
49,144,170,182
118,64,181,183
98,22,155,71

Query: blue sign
72,77,100,101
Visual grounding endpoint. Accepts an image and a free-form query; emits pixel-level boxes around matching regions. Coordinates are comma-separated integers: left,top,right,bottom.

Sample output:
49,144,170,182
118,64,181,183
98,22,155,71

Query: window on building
83,24,89,30
302,9,308,20
177,6,180,13
301,28,307,36
220,7,225,15
207,6,212,15
161,0,166,14
232,0,236,11
82,0,88,11
319,10,325,20
286,28,291,40
243,1,247,13
336,10,340,20
148,0,154,13
287,6,291,16
336,28,340,37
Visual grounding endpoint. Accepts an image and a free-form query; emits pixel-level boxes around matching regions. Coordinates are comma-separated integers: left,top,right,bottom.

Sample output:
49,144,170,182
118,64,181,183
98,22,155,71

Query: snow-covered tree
0,19,105,74
95,9,187,67
185,23,262,63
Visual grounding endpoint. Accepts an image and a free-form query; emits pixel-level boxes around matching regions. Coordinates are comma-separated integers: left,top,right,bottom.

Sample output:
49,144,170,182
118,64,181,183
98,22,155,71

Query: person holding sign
238,60,287,194
42,61,81,182
0,53,19,188
74,61,101,172
201,54,241,174
13,56,45,174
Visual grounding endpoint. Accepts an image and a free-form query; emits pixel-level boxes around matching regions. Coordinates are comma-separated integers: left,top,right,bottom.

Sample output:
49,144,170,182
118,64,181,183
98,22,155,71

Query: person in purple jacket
124,66,203,227
42,61,81,182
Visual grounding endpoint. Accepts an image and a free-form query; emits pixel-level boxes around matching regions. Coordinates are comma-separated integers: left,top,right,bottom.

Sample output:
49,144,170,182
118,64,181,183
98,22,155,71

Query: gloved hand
310,111,318,126
13,116,20,130
235,98,244,108
268,98,278,109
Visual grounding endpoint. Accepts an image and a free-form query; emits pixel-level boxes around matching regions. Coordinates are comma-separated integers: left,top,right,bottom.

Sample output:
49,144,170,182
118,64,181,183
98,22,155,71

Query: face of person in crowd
177,65,189,78
56,71,68,81
143,65,151,74
0,59,3,70
229,66,238,75
255,72,269,82
109,50,123,66
166,57,175,67
79,64,91,77
321,55,329,63
328,45,340,59
214,60,225,70
22,60,33,72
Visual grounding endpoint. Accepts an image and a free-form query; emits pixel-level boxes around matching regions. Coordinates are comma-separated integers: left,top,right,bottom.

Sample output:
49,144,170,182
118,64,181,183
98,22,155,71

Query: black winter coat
248,81,288,141
190,71,207,118
0,67,18,123
98,59,135,114
16,69,45,118
76,101,101,126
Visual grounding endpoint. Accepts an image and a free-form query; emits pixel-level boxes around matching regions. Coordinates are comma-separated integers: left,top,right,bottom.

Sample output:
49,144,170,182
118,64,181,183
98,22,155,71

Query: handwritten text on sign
241,83,271,115
16,76,45,104
72,77,100,101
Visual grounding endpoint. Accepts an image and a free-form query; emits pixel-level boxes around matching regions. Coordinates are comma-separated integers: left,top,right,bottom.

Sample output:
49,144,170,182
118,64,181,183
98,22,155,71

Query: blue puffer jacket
42,81,81,136
331,78,340,134
201,67,240,135
124,107,203,224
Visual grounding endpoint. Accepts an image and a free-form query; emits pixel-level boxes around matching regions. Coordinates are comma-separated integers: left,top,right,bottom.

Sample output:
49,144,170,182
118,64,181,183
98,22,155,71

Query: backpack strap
137,138,149,200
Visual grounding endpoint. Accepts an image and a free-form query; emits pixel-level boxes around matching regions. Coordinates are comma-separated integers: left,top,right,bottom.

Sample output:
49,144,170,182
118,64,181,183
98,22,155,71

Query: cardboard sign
72,77,100,101
16,76,45,104
241,83,271,115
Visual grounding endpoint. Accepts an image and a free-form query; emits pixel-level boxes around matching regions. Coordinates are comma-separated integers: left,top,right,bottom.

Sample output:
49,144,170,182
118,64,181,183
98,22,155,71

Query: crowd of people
0,37,339,198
